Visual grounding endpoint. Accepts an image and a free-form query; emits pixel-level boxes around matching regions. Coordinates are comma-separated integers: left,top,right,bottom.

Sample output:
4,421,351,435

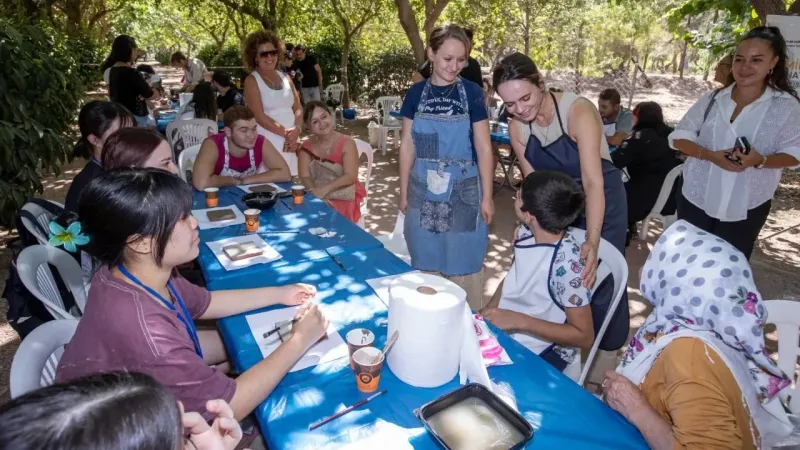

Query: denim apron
524,92,629,349
404,79,488,276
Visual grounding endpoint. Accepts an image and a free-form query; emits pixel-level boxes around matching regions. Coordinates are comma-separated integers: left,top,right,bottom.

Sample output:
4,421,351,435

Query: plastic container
416,383,533,450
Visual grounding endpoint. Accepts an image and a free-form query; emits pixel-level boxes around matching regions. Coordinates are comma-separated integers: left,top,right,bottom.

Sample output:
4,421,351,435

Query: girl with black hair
105,35,157,127
611,101,682,239
669,26,800,259
65,101,136,212
179,82,218,121
101,35,138,84
55,169,329,424
0,372,242,450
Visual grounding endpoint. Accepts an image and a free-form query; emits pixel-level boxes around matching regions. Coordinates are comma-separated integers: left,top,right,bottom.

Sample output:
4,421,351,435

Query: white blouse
669,84,800,221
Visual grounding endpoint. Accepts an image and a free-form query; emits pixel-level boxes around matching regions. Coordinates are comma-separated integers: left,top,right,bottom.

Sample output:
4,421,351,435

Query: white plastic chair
376,213,410,264
166,118,217,154
376,96,402,155
765,300,800,414
20,200,64,245
10,319,78,398
16,245,86,320
354,139,375,229
640,164,683,239
325,84,345,122
565,238,628,386
178,144,202,183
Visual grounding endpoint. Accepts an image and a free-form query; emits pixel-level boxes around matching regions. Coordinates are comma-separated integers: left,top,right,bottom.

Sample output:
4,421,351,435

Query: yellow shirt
640,337,757,449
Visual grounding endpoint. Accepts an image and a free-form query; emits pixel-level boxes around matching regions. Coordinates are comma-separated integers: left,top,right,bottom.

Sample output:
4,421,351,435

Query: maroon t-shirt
56,266,235,421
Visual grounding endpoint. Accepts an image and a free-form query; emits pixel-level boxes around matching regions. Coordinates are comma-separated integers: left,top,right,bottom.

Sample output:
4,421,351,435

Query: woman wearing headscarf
603,220,792,449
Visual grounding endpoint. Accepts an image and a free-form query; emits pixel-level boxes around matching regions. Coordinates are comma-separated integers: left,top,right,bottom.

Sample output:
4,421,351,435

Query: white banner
767,15,800,90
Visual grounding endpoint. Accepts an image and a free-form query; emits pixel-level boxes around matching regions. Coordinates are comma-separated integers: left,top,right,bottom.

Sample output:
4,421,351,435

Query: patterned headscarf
619,220,789,403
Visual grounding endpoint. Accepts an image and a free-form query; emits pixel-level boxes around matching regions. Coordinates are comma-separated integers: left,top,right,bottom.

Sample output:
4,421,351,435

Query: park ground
0,64,798,400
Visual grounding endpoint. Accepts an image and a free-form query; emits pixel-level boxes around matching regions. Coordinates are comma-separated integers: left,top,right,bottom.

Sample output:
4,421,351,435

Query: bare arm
243,75,286,136
200,285,302,319
297,147,316,190
289,80,303,129
313,139,360,197
398,117,415,213
606,131,628,147
314,64,323,91
509,120,534,176
472,120,495,224
570,99,605,248
241,138,292,184
484,305,594,350
192,139,241,190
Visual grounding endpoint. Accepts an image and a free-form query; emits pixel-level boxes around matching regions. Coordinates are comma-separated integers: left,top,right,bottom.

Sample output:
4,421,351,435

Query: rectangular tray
416,383,533,450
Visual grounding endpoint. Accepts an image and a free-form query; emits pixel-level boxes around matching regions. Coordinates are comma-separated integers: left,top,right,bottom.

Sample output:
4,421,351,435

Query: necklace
315,134,337,156
259,70,282,90
429,80,456,102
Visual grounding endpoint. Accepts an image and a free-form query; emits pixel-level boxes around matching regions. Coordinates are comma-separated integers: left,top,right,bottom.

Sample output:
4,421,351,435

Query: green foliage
154,48,172,65
310,42,366,99
0,19,86,226
666,0,758,58
360,47,417,101
203,44,248,81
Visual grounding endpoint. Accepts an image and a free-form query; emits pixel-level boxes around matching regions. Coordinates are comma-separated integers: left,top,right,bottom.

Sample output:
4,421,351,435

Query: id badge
426,169,451,195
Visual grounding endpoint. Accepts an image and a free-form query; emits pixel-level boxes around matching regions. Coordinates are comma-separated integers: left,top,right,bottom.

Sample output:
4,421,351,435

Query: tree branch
214,0,273,29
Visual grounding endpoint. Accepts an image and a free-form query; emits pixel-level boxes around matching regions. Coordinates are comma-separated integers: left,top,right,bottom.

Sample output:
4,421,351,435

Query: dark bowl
242,191,278,210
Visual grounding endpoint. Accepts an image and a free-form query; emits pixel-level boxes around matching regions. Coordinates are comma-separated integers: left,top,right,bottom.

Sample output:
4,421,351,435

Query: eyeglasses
259,50,279,58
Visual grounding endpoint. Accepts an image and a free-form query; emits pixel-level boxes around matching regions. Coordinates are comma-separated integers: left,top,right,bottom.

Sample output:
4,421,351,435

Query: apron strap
550,92,568,137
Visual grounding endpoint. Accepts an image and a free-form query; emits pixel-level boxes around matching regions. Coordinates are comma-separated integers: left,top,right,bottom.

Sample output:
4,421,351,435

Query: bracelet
755,155,768,169
697,148,703,160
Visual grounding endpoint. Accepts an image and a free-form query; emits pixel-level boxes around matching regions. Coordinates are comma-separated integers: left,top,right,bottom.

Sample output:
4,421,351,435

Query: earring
769,68,774,75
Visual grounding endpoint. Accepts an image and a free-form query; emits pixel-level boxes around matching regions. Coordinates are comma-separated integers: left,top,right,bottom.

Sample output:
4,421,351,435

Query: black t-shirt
294,55,319,87
109,66,153,117
65,160,103,212
218,88,245,112
418,56,483,86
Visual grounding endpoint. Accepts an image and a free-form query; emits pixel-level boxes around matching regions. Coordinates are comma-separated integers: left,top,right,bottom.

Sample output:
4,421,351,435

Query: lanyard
91,157,102,167
117,264,204,358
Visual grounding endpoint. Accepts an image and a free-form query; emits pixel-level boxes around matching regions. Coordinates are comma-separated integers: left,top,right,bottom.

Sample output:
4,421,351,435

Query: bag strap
702,88,721,125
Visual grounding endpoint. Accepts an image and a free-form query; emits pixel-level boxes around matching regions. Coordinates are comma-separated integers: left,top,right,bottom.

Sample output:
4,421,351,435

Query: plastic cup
244,209,260,233
292,185,305,205
205,187,219,208
353,346,384,393
346,329,375,370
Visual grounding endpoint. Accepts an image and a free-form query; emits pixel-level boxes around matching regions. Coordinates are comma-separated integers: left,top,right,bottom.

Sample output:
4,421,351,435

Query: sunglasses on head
259,50,279,58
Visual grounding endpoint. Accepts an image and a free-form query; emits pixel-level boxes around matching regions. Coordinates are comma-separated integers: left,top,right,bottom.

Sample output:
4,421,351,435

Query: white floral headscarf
620,220,789,403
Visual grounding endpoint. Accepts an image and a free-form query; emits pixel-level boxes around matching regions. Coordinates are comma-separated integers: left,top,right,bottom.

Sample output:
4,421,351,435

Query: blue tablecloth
199,185,647,449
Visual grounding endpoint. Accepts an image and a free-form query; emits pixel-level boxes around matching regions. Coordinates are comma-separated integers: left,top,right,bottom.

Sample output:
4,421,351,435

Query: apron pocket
408,174,426,209
412,130,440,159
451,176,480,232
421,200,453,233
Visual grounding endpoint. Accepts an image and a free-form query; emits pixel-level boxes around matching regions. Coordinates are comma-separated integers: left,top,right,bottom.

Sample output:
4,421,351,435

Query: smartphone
734,137,751,155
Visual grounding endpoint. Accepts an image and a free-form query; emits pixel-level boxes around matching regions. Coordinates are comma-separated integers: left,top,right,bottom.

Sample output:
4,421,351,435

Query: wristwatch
755,155,768,169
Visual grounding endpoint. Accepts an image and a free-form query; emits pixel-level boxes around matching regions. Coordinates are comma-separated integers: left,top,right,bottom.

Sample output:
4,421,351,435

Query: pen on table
308,390,388,431
331,255,347,271
262,318,298,340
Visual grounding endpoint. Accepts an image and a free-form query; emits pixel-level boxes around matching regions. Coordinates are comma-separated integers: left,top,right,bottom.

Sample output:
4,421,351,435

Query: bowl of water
242,192,278,211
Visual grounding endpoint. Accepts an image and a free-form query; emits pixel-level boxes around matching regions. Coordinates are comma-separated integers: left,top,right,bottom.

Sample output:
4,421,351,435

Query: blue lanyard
91,157,102,167
117,264,204,358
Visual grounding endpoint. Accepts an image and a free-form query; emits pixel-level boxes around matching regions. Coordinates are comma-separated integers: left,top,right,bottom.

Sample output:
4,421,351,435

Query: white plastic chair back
354,139,375,228
765,300,800,413
178,144,202,183
326,84,345,104
20,200,63,245
640,164,683,238
17,245,87,320
376,213,410,264
10,319,78,398
375,96,402,155
166,119,217,152
574,238,628,386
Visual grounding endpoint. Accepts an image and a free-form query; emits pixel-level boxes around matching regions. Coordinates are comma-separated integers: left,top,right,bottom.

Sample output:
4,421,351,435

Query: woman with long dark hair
178,82,218,120
669,26,800,259
105,35,156,127
612,101,682,240
101,35,138,85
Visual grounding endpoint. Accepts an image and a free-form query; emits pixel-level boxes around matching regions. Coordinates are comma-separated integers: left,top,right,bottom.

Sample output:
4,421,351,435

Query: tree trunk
394,0,426,64
671,52,678,74
340,35,351,109
751,0,788,19
65,0,81,35
679,17,691,79
642,51,649,72
522,3,531,56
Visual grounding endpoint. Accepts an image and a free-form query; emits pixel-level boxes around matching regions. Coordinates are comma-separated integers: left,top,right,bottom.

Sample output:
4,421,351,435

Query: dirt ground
0,67,797,401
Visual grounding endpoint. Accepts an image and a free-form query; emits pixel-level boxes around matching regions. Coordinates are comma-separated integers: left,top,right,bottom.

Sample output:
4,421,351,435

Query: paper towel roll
387,273,466,388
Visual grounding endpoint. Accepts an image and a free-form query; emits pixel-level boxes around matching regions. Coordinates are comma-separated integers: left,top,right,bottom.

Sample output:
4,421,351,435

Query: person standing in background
101,35,138,87
597,88,634,148
669,26,800,259
170,52,208,93
107,36,156,128
211,71,245,113
293,45,324,102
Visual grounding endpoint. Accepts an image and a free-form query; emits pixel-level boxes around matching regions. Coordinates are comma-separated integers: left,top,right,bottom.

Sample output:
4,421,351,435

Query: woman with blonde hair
242,30,303,175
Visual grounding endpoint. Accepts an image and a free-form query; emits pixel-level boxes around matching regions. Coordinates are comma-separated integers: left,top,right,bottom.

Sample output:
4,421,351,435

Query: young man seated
192,105,292,190
482,171,595,372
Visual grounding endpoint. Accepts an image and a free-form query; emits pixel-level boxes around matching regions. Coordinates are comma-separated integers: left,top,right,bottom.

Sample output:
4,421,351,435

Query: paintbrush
308,390,388,431
262,318,298,340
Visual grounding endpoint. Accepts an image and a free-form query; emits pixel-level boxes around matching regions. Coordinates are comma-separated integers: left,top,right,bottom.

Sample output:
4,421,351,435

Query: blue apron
524,93,629,350
404,79,488,276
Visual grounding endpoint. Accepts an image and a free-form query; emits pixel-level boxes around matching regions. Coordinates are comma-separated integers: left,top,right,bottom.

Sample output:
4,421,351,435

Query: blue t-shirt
401,79,488,123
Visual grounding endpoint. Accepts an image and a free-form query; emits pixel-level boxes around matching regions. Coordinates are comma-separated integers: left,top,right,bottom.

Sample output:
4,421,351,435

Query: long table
196,185,647,449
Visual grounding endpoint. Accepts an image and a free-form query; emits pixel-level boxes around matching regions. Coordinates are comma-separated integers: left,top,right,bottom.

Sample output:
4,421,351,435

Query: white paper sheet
237,183,287,194
192,206,245,230
245,305,348,372
365,271,418,308
206,235,282,271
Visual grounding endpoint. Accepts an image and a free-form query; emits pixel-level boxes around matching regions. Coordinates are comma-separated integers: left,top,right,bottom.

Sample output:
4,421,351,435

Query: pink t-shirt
56,266,235,421
209,132,265,176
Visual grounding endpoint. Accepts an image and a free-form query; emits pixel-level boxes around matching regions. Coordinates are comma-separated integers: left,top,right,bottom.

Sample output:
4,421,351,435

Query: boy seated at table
482,171,597,372
56,169,329,426
192,106,291,190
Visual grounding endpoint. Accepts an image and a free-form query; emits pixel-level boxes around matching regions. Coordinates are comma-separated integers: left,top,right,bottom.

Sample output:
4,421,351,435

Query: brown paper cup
346,329,375,370
205,187,219,208
292,185,305,205
353,346,384,393
244,209,260,233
